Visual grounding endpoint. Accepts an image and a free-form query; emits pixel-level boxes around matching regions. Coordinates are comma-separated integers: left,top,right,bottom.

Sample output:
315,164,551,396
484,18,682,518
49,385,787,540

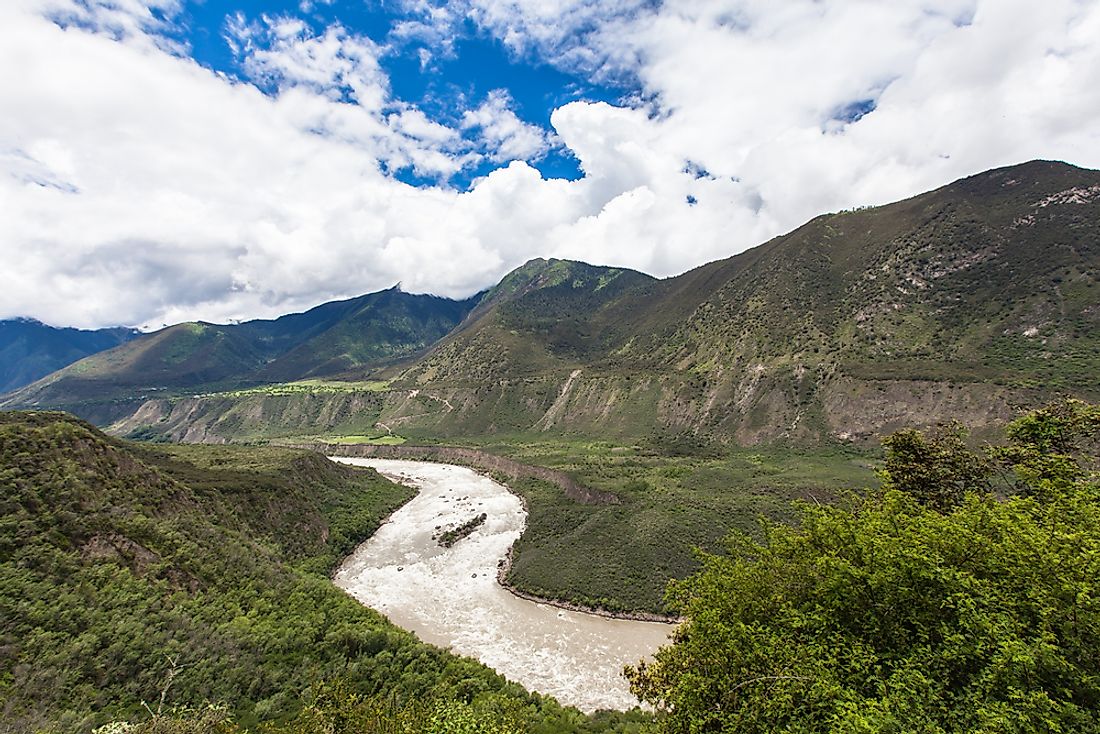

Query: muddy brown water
331,458,674,712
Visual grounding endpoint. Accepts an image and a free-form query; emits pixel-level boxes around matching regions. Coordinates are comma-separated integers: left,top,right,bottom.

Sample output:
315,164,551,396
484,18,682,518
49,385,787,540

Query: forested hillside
629,400,1100,732
0,412,647,733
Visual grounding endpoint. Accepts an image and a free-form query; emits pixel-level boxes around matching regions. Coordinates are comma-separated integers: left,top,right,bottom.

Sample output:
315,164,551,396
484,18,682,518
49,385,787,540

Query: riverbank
298,441,620,504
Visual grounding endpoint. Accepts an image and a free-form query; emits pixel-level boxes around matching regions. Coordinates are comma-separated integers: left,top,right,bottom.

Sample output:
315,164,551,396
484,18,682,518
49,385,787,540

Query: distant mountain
6,160,1098,445
0,318,139,393
249,287,483,381
2,288,481,420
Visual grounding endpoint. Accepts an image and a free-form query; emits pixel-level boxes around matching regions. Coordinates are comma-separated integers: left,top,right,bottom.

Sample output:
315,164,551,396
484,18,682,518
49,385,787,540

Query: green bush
628,402,1100,733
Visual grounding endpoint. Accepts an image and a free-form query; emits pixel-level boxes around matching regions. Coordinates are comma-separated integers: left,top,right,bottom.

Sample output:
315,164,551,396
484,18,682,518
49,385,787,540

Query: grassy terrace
322,433,408,445
195,378,392,399
482,437,877,613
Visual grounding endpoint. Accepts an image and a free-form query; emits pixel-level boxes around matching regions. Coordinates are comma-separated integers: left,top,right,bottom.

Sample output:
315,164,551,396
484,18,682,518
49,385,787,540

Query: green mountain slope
624,159,1099,386
5,160,1098,446
2,289,481,422
374,160,1099,445
0,318,139,393
0,412,640,733
402,258,657,383
252,287,482,381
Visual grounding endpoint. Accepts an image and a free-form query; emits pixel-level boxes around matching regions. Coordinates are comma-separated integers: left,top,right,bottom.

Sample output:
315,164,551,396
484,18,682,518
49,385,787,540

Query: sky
2,0,1100,330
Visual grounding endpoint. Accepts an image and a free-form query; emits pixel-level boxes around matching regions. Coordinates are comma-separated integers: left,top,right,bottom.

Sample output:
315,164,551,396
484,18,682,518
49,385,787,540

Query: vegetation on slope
67,401,1100,734
401,259,656,385
491,438,873,614
628,400,1100,732
0,412,647,734
251,288,482,382
100,679,650,734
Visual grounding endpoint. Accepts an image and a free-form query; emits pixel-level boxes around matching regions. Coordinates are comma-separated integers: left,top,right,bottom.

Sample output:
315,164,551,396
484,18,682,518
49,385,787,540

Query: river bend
330,458,672,712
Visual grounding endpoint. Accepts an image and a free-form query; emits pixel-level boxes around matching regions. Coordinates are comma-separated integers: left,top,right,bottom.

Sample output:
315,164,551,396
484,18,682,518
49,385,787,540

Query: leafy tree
627,402,1100,733
992,399,1100,500
878,422,991,511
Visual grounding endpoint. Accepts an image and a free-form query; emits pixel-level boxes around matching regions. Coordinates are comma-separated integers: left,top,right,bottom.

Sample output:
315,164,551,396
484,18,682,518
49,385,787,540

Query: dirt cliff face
371,354,1050,445
302,442,620,505
97,361,1058,450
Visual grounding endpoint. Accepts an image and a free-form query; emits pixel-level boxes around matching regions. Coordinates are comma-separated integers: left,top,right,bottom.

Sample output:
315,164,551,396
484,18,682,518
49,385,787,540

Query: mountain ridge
3,288,483,416
0,318,140,393
4,159,1098,446
359,159,1097,444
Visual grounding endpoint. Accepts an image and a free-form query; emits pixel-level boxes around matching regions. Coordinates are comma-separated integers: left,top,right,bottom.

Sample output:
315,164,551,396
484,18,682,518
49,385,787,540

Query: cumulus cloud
2,0,1100,329
461,90,553,163
460,0,651,81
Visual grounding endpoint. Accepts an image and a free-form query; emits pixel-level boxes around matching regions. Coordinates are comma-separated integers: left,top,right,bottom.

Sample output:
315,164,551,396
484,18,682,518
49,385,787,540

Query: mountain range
4,160,1098,446
0,318,139,394
2,287,479,413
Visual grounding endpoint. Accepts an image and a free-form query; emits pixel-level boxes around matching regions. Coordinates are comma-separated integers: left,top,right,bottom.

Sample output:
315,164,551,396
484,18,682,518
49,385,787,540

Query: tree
878,422,991,511
993,399,1100,501
627,403,1100,733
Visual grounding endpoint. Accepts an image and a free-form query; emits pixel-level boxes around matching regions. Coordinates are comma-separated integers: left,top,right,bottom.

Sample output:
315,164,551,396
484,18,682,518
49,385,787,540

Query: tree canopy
628,401,1100,733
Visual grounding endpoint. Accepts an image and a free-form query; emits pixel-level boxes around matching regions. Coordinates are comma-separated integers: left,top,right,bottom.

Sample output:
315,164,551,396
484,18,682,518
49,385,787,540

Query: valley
317,438,874,613
0,412,655,733
1,160,1098,732
7,0,1100,726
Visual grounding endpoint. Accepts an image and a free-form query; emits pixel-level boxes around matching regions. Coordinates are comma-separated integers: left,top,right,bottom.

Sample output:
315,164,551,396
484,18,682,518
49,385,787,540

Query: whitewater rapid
330,457,672,712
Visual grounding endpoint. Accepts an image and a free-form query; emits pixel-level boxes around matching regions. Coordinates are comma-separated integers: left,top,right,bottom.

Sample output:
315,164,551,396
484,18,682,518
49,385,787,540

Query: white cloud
227,15,388,108
2,0,1100,329
394,0,650,80
461,90,552,163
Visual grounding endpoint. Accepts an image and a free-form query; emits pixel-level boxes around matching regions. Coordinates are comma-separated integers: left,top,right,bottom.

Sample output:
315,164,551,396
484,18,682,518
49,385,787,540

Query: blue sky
3,0,1100,328
168,0,631,186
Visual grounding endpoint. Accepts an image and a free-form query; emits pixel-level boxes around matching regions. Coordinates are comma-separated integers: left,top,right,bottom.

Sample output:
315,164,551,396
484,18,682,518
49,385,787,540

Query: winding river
330,458,673,712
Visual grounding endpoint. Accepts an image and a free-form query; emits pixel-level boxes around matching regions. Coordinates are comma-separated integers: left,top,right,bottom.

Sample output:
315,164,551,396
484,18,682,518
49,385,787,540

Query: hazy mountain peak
0,318,140,394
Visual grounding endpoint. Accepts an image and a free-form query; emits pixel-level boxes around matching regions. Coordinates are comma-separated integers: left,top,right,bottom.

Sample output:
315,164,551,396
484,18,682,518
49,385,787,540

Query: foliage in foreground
95,680,655,734
628,400,1100,733
98,681,536,734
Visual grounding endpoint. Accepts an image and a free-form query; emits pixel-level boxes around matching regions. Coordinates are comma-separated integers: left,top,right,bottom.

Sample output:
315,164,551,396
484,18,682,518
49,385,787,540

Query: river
330,458,673,712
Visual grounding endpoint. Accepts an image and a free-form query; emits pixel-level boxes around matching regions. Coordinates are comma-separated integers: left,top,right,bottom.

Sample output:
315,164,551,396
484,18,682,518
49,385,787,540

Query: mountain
404,258,658,382
249,286,482,381
5,160,1098,445
2,288,482,422
375,160,1100,444
0,318,139,393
